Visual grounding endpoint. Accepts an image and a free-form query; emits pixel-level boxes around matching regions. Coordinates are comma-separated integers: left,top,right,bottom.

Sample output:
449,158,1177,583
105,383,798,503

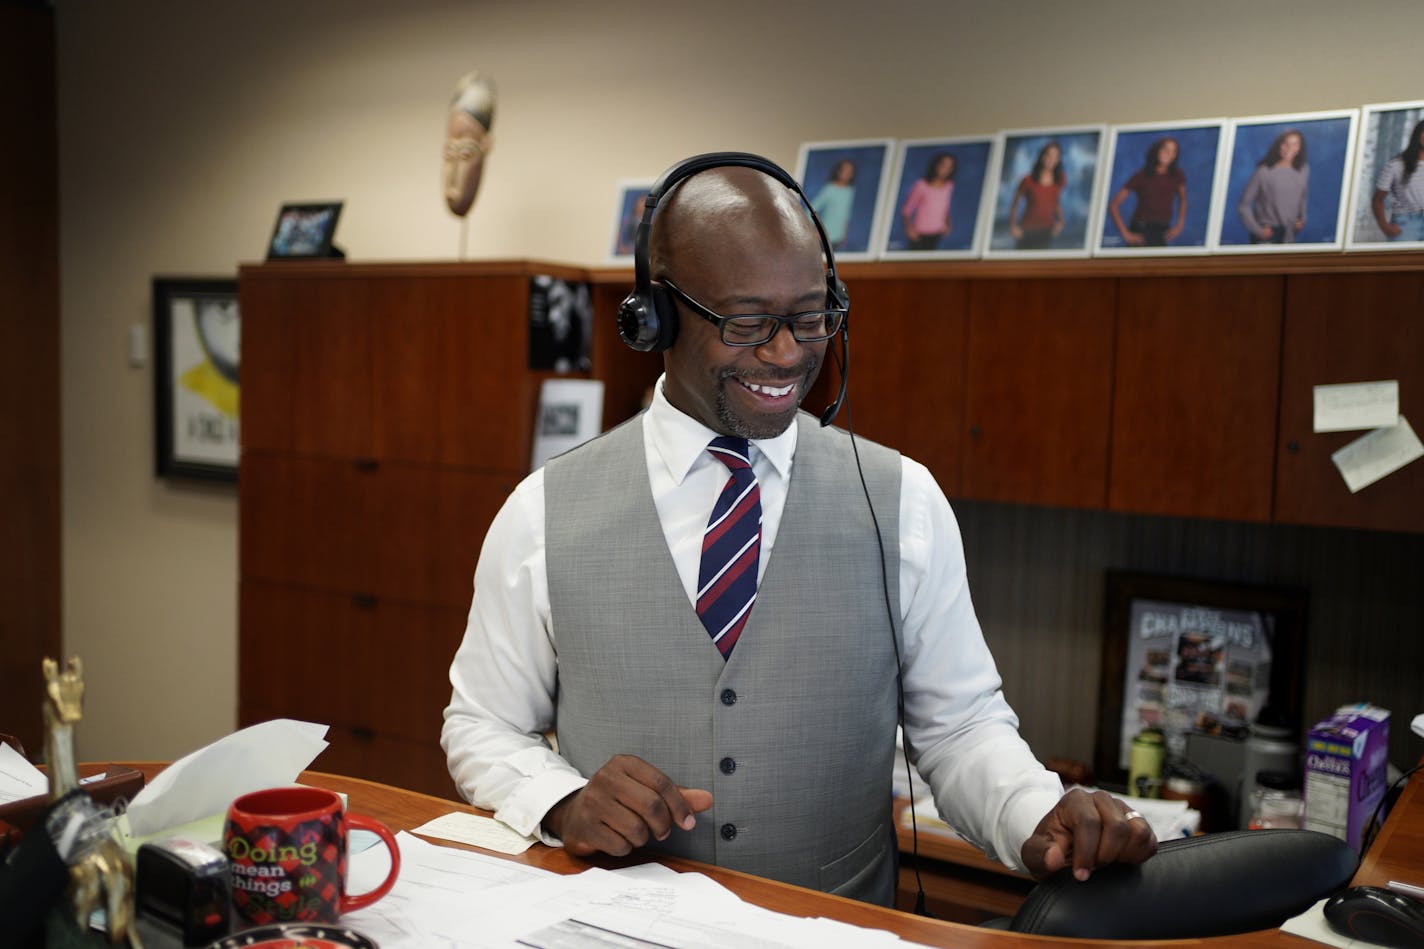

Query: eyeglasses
660,278,845,347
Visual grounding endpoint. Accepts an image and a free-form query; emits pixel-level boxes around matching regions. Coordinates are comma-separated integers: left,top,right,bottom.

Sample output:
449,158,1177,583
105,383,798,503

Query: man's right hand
542,755,714,857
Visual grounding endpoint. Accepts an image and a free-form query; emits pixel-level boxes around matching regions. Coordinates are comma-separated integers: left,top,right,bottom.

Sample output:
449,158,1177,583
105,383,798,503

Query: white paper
1313,380,1400,433
123,718,329,836
0,742,48,804
1279,897,1361,948
410,811,536,854
1331,415,1424,493
344,831,919,949
531,378,604,471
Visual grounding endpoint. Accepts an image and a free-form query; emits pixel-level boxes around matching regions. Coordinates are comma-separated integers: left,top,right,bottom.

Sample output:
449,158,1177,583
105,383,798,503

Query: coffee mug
223,786,400,928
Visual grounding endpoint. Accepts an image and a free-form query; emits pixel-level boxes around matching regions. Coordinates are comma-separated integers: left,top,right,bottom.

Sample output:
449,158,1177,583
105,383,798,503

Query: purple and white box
1303,703,1390,852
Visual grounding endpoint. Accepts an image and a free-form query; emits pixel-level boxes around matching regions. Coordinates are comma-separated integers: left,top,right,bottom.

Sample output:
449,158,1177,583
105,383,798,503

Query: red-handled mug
223,786,400,928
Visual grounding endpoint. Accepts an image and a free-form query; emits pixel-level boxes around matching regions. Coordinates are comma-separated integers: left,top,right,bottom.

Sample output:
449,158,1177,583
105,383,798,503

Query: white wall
54,0,1421,760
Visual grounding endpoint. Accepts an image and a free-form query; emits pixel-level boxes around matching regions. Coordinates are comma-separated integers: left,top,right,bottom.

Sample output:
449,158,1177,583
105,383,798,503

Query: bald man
442,160,1154,906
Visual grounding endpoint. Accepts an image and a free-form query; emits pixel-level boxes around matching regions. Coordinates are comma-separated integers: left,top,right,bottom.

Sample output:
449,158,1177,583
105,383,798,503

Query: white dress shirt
442,377,1062,870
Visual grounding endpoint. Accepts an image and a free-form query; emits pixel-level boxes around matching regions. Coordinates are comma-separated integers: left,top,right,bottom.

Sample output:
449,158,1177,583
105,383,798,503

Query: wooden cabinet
238,261,592,799
238,257,1424,794
1275,271,1424,532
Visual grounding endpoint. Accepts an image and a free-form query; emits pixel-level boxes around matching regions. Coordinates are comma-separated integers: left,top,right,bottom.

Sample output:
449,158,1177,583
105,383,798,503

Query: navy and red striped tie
696,436,761,658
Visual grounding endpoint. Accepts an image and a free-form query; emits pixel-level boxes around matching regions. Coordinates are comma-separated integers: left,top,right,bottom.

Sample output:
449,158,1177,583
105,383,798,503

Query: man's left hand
1019,788,1157,881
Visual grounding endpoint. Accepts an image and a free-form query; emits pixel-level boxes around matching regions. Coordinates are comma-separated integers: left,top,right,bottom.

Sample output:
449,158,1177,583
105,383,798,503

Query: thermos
1128,727,1165,798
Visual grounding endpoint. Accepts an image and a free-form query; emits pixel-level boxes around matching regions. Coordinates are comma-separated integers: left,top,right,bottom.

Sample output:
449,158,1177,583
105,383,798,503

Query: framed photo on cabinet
794,138,895,261
878,135,999,260
1211,110,1358,253
1345,100,1424,250
1095,571,1306,787
153,277,240,482
265,201,344,259
984,125,1107,259
607,179,652,263
1093,119,1229,256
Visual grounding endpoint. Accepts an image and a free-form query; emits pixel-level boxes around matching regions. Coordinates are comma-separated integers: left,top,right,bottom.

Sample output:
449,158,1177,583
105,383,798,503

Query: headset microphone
818,321,849,427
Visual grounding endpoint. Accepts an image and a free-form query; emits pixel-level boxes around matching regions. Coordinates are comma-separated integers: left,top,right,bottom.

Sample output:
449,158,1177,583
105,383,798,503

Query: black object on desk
134,837,231,948
1323,886,1424,949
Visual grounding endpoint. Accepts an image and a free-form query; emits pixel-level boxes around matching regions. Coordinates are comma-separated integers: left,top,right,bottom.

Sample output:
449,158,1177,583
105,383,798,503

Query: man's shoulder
545,411,645,474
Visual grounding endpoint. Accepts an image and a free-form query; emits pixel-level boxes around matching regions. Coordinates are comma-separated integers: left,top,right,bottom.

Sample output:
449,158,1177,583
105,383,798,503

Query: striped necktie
696,436,761,658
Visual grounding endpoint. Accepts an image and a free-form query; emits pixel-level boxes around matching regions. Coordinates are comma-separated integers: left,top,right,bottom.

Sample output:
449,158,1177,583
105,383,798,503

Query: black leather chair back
1009,829,1358,939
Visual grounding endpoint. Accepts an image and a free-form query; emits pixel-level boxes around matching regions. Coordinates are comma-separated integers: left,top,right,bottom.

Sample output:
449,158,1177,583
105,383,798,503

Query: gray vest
545,412,903,904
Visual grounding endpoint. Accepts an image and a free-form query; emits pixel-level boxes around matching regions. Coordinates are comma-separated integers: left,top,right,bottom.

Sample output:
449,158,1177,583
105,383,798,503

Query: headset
620,152,932,913
616,151,851,427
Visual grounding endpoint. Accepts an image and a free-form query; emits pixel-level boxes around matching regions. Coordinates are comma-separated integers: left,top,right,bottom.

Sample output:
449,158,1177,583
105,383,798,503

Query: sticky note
1331,415,1424,493
1313,381,1399,433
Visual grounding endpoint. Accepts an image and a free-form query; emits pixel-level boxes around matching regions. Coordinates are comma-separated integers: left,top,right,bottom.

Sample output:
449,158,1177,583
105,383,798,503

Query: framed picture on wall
878,135,1000,260
607,180,653,263
266,201,344,259
1093,119,1229,256
984,125,1108,259
1211,110,1359,253
1345,100,1424,250
153,277,240,482
1094,571,1307,787
794,138,895,261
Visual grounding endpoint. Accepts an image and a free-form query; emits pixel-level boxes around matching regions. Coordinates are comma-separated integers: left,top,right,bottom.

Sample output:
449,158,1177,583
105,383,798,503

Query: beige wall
54,0,1420,760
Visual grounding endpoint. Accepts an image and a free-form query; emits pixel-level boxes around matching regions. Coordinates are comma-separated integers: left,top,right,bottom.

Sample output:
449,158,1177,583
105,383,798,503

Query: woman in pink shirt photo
900,152,957,251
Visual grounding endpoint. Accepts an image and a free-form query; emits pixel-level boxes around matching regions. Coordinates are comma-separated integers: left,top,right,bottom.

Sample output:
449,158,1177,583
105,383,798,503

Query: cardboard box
1303,703,1390,852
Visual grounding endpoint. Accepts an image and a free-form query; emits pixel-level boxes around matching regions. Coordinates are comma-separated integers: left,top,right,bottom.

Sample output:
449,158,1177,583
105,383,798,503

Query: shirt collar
647,374,797,484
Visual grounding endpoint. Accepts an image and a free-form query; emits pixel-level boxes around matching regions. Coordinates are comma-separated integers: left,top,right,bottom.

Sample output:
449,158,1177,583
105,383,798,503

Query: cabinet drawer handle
1286,440,1300,453
350,726,375,742
354,458,379,472
352,594,378,609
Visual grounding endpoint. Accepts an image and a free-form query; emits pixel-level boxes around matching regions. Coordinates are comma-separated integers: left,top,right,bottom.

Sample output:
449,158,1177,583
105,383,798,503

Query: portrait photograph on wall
878,135,999,260
607,180,652,262
794,138,895,261
153,278,240,481
1093,119,1229,256
985,126,1107,259
1345,100,1424,250
1212,110,1358,253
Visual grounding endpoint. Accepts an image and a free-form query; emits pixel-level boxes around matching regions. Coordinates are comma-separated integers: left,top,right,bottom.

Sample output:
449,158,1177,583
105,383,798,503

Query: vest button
719,757,736,774
720,823,737,840
720,689,737,706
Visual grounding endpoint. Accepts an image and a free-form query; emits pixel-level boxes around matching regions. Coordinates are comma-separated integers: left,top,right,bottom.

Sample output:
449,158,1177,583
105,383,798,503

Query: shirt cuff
493,769,589,845
999,786,1065,873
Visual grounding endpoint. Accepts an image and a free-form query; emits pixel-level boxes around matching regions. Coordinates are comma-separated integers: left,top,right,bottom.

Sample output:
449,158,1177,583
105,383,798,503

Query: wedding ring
1123,810,1145,821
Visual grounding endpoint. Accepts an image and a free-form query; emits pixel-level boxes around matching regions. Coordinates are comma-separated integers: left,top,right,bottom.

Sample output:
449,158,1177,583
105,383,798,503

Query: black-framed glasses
660,278,845,347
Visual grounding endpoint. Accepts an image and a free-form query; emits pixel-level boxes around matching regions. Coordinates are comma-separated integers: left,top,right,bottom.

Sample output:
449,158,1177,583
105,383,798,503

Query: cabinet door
241,453,513,606
1110,276,1282,521
241,580,467,745
961,279,1115,508
368,274,535,471
239,274,371,458
1275,272,1424,531
842,277,967,495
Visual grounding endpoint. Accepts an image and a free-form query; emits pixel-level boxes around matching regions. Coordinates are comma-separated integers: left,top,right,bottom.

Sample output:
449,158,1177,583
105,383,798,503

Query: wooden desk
126,762,1423,948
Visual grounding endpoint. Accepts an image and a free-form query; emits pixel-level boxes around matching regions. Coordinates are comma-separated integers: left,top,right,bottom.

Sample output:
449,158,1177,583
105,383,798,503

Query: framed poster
794,138,895,261
878,135,999,260
1211,110,1358,253
1095,571,1306,784
1094,119,1229,256
153,277,240,481
1345,100,1424,250
985,125,1107,259
607,179,652,263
